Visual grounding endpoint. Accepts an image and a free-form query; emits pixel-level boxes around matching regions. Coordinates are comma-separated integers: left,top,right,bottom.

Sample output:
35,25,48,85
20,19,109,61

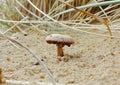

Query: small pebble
57,56,62,61
34,59,44,65
67,79,75,84
6,57,10,61
62,57,69,62
40,74,45,79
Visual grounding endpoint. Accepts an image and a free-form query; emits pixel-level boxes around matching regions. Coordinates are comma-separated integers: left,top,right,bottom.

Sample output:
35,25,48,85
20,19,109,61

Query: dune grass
0,0,119,36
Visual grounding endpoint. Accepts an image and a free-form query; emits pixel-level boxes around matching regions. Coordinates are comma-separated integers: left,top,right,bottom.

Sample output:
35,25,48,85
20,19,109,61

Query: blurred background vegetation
0,0,120,34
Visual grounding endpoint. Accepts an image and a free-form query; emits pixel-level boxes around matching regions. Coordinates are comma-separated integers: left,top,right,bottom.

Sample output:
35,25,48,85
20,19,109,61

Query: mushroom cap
46,34,74,46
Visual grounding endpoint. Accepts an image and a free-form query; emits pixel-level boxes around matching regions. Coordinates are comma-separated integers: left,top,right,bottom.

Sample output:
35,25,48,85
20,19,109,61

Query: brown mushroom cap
46,34,74,46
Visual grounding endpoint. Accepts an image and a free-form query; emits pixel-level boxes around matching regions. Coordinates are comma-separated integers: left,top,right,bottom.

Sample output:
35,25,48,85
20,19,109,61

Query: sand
0,28,120,85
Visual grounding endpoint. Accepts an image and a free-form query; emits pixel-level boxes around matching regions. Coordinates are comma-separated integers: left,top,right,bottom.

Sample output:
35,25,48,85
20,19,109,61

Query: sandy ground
0,28,120,85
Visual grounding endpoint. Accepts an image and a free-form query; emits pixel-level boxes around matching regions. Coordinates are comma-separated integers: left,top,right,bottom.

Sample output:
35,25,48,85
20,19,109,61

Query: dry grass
0,0,119,34
14,0,120,22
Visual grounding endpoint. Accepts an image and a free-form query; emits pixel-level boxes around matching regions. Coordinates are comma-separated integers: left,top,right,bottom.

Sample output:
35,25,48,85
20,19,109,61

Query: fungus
46,34,74,57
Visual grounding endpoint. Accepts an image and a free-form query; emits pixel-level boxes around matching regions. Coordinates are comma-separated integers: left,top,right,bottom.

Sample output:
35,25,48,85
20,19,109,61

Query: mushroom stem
57,44,64,56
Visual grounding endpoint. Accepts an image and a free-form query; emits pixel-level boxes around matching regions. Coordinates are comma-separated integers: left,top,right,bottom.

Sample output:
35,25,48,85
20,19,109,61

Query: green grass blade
53,1,120,18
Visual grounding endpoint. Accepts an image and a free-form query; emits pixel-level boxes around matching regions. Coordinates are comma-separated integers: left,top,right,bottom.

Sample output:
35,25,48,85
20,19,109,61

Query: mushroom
46,34,74,57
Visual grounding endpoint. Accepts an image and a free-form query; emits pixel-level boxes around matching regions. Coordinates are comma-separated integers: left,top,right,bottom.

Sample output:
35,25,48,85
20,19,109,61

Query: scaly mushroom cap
46,34,74,46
